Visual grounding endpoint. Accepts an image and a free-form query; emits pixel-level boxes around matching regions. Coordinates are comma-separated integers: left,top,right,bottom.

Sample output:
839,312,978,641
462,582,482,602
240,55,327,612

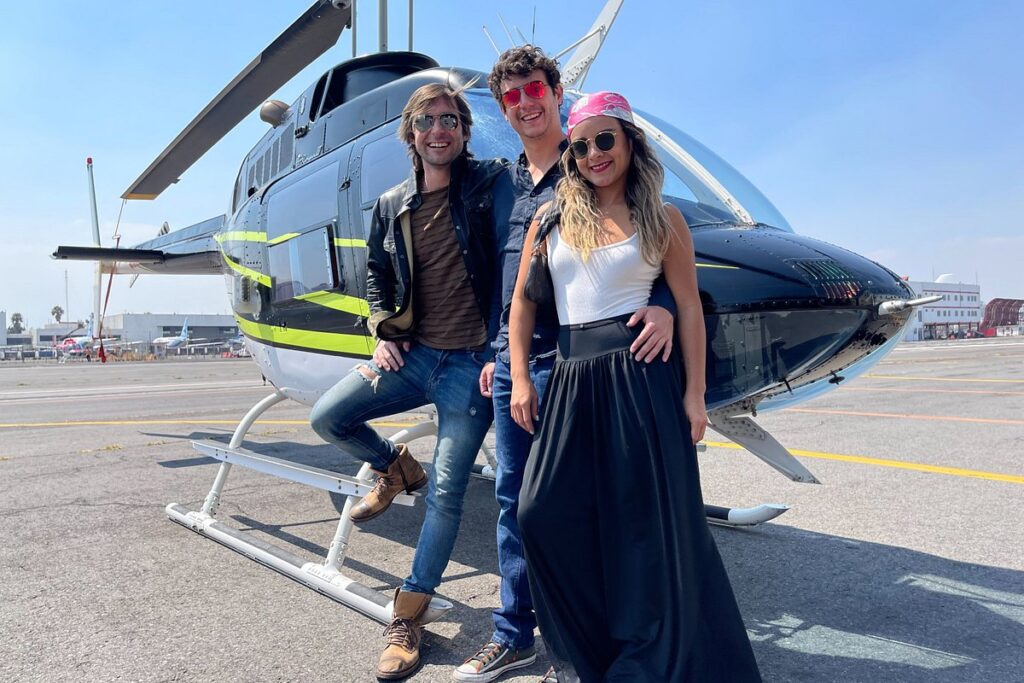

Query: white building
904,275,983,341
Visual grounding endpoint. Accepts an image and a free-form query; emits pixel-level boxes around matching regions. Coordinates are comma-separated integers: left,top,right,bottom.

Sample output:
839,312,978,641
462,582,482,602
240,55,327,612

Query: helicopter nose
692,226,913,312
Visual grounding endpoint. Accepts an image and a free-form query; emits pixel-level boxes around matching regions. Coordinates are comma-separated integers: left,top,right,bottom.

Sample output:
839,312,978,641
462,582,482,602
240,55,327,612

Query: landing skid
167,393,790,626
469,443,790,527
705,503,790,527
165,391,450,626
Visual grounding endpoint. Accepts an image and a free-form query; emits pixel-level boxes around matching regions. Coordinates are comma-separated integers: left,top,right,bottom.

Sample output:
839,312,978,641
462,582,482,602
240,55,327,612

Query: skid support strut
166,393,450,625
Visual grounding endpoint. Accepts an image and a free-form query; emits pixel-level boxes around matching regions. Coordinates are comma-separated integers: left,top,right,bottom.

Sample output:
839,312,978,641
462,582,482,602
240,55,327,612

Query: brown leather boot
350,444,427,523
376,588,431,679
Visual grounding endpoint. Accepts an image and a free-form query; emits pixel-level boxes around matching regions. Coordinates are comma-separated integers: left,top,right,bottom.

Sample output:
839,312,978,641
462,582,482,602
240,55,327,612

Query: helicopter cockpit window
264,160,343,304
308,72,330,123
267,226,339,304
464,91,527,161
635,109,794,231
232,166,243,213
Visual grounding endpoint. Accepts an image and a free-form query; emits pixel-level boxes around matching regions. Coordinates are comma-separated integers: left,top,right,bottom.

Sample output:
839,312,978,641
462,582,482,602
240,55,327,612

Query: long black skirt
518,316,761,682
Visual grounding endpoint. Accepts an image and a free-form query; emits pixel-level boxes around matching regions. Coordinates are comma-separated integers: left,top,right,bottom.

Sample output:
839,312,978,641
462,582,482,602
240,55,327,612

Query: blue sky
1,0,1021,329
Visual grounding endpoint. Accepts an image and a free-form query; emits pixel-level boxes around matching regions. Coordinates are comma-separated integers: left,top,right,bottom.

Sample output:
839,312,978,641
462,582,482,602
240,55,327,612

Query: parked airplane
150,319,205,349
52,0,938,624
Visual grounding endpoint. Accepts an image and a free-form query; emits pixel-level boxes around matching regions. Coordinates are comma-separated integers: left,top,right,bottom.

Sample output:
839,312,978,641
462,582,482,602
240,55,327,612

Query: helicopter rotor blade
122,0,352,201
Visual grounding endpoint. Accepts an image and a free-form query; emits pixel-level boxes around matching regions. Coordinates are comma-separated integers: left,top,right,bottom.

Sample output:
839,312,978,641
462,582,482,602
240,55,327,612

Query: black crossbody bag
523,208,561,307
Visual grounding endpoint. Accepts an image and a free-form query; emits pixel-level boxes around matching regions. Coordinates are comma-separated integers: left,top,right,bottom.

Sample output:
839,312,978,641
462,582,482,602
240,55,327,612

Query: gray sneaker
453,641,537,682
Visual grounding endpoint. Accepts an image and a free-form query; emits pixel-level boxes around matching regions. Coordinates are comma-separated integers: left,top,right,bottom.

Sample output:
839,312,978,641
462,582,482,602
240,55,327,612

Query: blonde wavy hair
556,120,672,265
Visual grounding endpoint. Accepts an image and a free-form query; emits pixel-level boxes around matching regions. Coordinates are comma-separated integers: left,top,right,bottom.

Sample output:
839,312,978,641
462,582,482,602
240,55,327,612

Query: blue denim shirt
491,146,677,364
491,149,563,364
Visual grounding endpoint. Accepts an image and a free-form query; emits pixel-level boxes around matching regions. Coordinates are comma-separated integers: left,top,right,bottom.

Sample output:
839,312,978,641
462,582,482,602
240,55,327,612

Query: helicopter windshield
633,109,793,232
464,90,792,232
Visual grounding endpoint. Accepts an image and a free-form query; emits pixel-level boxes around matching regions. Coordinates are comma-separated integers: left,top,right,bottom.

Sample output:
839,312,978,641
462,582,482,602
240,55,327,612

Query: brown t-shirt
409,187,487,349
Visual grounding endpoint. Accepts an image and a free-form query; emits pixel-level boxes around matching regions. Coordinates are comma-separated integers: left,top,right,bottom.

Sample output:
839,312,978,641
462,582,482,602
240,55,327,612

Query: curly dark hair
487,45,561,106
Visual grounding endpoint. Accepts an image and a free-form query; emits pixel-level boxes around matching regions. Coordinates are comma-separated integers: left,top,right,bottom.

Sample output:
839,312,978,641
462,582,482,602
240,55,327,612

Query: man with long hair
310,82,504,680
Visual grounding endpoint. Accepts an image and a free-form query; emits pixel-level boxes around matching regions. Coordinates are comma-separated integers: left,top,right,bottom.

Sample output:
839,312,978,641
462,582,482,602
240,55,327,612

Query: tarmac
1,338,1022,682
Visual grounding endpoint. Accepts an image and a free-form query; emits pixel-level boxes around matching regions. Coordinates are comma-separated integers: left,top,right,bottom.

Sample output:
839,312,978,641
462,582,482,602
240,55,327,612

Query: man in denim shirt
455,47,677,683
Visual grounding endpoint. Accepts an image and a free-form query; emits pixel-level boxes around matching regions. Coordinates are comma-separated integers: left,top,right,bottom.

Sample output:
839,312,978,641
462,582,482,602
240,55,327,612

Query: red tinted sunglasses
500,80,547,108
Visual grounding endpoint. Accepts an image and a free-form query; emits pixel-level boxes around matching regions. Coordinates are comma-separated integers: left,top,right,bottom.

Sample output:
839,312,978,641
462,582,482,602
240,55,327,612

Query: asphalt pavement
1,339,1022,682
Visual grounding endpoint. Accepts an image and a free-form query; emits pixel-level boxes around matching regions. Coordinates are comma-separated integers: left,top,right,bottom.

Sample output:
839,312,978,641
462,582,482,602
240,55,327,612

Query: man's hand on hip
627,305,674,363
373,340,412,372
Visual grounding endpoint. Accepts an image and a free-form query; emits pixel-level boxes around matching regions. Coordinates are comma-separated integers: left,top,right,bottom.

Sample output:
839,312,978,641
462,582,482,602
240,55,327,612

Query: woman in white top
508,92,761,683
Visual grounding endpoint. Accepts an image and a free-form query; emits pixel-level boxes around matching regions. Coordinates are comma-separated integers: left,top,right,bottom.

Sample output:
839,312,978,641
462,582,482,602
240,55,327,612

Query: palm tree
8,312,25,334
52,305,64,323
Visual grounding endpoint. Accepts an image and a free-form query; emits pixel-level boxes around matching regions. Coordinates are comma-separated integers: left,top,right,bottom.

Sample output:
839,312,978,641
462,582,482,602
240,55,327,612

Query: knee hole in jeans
357,364,382,392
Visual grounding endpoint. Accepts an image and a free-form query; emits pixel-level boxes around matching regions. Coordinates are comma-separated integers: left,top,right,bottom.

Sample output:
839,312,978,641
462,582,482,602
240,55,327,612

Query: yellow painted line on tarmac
864,374,1024,384
842,386,1024,397
704,441,1024,485
782,407,1024,426
0,419,424,429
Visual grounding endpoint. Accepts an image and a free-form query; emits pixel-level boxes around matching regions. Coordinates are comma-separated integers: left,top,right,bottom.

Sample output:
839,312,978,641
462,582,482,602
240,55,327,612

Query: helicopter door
262,146,369,352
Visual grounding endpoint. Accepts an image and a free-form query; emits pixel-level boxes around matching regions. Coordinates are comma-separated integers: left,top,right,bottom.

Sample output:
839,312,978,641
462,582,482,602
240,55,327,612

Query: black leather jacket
366,155,505,347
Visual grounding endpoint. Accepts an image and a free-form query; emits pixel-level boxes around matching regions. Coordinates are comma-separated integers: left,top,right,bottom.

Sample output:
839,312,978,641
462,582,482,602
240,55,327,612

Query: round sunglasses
500,80,547,108
412,113,460,132
569,130,619,160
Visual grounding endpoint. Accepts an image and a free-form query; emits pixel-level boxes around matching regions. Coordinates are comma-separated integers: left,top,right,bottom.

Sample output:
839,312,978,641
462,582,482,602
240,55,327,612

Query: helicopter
53,0,938,625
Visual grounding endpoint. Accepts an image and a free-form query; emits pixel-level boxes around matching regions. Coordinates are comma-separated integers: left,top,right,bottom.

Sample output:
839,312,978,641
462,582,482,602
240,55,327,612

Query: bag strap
531,207,561,255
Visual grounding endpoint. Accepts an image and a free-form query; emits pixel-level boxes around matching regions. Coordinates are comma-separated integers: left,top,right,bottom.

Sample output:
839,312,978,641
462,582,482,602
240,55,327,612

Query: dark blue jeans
490,355,554,649
310,344,494,595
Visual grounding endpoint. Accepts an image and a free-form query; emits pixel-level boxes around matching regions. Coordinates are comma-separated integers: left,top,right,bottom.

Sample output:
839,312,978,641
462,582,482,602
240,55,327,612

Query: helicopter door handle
295,125,309,139
339,178,351,190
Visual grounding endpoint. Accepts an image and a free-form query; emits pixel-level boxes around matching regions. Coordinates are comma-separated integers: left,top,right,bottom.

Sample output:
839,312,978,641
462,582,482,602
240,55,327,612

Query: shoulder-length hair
397,83,474,171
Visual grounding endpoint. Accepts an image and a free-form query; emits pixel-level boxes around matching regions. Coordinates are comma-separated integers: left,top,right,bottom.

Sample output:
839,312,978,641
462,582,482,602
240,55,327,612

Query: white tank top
548,226,662,325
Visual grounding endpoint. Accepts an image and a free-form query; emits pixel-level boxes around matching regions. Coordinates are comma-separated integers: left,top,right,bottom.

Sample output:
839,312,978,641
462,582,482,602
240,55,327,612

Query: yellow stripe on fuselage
221,253,271,287
334,238,367,248
294,291,370,317
215,231,268,243
268,232,301,246
235,316,373,357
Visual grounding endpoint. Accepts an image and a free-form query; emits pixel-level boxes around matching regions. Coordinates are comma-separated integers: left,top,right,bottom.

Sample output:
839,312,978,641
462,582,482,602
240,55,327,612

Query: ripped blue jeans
310,343,493,594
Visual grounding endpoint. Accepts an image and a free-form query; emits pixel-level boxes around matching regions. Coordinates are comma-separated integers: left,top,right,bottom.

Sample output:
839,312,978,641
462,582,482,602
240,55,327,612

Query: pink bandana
566,91,634,137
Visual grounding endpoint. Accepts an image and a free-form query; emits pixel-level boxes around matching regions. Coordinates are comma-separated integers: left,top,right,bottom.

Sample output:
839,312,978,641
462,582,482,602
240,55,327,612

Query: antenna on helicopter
482,26,501,56
497,14,517,46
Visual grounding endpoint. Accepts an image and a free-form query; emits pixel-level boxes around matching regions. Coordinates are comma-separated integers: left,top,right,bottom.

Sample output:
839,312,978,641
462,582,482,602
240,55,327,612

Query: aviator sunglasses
412,113,460,132
500,80,547,108
569,130,619,160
